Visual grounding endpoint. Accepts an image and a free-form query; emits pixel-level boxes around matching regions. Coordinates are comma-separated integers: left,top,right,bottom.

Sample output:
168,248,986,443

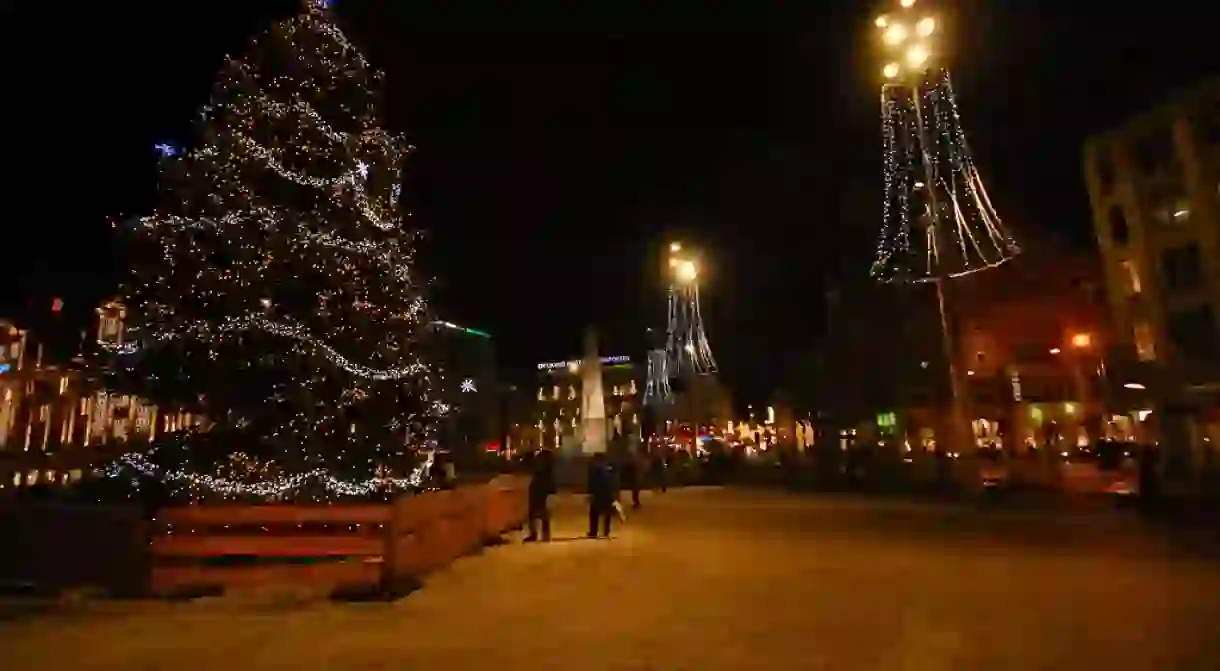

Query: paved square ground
4,487,1219,670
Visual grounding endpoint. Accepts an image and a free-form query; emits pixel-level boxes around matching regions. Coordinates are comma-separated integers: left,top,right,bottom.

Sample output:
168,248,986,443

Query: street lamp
1062,331,1112,441
663,242,717,453
876,3,936,82
675,259,698,283
875,0,970,465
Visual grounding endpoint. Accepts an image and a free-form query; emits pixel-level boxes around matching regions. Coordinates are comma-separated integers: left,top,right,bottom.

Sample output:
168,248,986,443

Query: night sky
5,0,1216,405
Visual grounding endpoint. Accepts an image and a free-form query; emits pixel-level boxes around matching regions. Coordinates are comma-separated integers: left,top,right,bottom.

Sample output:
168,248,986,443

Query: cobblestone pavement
4,487,1220,670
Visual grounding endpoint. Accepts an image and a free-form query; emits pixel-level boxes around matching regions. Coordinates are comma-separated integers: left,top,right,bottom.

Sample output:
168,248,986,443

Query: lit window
1119,259,1142,295
1134,321,1157,361
1154,197,1190,226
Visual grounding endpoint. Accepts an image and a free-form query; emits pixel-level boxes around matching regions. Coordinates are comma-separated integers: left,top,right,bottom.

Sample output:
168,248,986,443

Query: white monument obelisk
580,327,608,455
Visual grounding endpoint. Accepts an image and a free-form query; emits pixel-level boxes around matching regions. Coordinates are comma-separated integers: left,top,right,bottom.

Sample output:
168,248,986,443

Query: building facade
531,355,643,452
1,302,201,493
829,249,1148,457
1082,77,1220,470
949,249,1143,452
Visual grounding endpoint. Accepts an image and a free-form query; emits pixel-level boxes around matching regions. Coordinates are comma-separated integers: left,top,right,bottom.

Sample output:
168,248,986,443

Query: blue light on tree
154,143,179,158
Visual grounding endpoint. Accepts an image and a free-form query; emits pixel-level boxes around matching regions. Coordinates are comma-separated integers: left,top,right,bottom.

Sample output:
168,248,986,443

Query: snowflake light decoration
460,378,476,393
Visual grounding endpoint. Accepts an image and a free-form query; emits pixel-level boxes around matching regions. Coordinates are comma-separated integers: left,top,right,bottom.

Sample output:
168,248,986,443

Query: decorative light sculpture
665,250,717,376
642,347,673,407
871,1,1018,283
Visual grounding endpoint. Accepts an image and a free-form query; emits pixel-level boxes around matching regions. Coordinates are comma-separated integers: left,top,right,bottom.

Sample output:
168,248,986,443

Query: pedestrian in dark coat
525,449,556,542
586,453,618,538
652,453,667,493
620,452,641,508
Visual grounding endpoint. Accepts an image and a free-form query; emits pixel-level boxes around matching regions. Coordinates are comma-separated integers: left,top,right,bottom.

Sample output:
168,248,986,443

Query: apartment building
1082,78,1220,465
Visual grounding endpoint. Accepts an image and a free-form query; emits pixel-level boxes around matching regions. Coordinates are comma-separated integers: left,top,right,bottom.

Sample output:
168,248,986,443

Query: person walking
524,449,556,542
586,452,618,538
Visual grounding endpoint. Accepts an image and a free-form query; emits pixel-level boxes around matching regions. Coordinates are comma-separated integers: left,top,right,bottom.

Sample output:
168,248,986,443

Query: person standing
586,452,617,538
524,449,556,542
1137,442,1160,507
653,452,667,493
620,452,641,508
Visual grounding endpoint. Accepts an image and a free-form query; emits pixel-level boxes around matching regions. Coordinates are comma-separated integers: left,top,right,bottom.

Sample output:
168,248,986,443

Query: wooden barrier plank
151,560,381,591
143,479,530,593
152,534,384,559
156,504,391,527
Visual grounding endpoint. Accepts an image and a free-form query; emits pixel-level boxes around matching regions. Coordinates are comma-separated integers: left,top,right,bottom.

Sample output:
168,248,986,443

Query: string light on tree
871,0,1018,283
103,0,441,502
100,448,434,502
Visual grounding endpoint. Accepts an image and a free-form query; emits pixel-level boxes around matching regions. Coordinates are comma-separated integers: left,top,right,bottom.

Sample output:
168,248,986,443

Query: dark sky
5,0,1216,404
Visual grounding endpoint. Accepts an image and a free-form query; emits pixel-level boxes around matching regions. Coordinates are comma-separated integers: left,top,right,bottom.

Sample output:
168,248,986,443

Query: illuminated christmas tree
108,0,441,500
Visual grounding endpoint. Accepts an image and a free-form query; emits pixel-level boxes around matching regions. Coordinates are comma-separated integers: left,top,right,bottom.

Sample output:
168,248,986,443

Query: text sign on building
537,355,630,371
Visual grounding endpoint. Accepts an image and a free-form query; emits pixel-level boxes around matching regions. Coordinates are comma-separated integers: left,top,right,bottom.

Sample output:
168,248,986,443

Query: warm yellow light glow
917,17,935,37
875,15,888,28
883,24,907,45
901,0,916,7
668,257,678,268
906,45,928,68
1049,347,1062,355
883,62,900,78
669,242,681,253
675,260,698,282
1071,333,1092,349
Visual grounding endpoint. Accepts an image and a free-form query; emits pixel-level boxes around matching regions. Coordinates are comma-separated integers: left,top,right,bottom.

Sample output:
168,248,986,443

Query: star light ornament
871,1,1018,284
460,378,476,393
107,0,442,502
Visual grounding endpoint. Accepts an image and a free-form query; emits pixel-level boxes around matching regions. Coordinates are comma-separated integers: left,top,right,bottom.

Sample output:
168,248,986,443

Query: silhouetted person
431,453,456,490
586,453,617,538
137,474,169,521
1138,443,1159,505
620,452,641,508
653,453,667,493
525,449,556,542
